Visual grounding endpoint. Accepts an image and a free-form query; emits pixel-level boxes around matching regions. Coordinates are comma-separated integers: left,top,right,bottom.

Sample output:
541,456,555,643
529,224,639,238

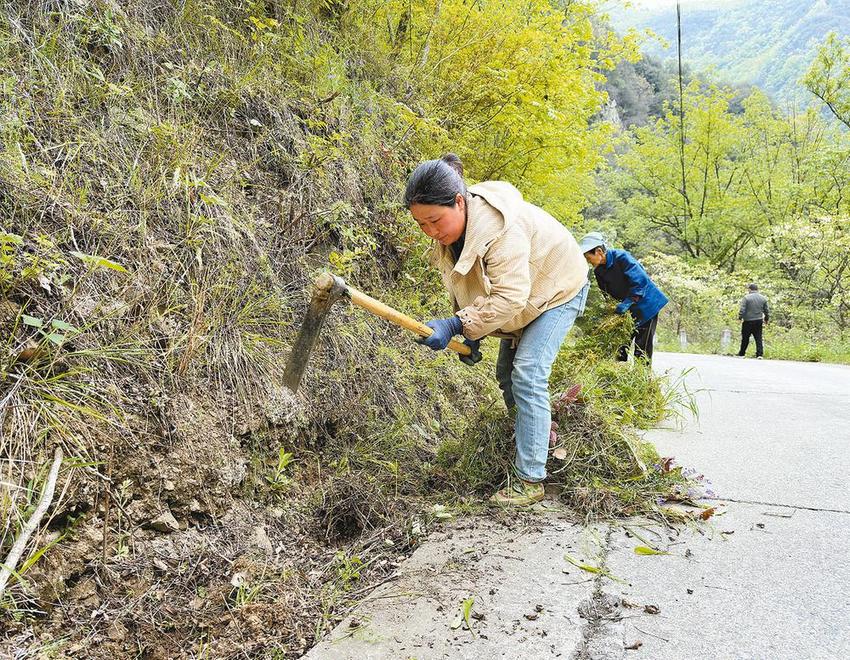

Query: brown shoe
490,479,545,506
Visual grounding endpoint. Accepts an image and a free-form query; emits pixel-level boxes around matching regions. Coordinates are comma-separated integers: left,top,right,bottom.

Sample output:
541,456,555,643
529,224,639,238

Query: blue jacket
593,249,668,326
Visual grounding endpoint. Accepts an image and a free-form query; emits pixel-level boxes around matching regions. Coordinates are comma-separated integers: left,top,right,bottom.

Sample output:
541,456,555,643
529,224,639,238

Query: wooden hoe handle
315,273,472,357
347,287,472,356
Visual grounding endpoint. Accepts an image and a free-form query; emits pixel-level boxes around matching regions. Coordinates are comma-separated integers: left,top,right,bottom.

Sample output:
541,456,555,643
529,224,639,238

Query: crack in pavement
571,527,626,660
713,496,850,515
699,388,847,398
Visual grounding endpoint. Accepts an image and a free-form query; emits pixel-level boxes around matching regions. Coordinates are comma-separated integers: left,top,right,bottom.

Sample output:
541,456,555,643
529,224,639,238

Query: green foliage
435,405,514,494
804,31,850,129
20,314,78,347
343,0,638,221
571,285,634,360
266,448,295,491
759,216,850,332
597,56,850,362
642,252,743,345
607,82,850,269
333,551,363,589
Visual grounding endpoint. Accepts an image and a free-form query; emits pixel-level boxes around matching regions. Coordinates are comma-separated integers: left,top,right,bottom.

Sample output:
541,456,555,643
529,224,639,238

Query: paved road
607,353,850,659
307,353,850,659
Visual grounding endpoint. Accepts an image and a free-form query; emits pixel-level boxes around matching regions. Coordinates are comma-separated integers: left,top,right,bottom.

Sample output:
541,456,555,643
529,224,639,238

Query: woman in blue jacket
578,232,668,363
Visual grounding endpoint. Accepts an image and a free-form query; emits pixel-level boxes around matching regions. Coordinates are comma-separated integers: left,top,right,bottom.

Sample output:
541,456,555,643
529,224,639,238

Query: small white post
721,328,731,351
678,329,688,350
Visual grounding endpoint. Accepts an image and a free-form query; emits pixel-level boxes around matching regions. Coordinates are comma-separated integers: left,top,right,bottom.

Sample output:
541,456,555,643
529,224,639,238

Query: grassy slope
0,2,495,654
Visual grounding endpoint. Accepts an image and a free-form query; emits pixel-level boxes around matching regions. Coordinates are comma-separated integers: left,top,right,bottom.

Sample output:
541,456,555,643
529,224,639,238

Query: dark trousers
739,320,764,357
617,315,658,363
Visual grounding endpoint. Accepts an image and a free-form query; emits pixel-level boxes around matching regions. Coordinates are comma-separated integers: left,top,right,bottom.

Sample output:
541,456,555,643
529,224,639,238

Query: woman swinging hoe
405,154,589,506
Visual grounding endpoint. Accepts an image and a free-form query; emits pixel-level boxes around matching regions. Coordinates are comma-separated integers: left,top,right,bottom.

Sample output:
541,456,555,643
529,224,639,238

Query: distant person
578,232,668,364
738,283,769,359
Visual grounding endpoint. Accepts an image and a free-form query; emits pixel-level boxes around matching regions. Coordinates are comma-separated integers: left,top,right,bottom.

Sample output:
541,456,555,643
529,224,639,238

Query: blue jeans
495,282,589,482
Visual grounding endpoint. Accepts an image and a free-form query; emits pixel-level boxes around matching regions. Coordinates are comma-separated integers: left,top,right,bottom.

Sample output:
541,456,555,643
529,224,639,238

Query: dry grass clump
547,384,676,519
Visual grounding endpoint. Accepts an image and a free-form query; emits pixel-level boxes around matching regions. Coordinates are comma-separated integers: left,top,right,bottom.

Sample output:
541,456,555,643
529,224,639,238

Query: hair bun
440,153,464,176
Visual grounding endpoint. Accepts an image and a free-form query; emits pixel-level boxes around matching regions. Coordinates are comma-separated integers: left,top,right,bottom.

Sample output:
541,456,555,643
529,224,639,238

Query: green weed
266,447,295,491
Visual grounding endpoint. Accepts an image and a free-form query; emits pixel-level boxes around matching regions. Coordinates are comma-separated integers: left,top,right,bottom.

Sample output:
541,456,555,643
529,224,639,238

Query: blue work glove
458,338,483,366
615,300,632,315
416,316,463,351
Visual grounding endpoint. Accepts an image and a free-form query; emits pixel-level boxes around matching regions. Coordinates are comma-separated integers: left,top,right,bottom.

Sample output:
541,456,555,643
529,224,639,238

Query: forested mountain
608,0,850,103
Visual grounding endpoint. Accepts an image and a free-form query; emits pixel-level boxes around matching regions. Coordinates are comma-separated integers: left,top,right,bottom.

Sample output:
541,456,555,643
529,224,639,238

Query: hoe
282,272,480,392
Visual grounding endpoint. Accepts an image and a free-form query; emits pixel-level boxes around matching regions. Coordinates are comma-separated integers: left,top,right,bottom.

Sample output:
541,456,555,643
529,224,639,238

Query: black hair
403,153,466,208
748,283,759,291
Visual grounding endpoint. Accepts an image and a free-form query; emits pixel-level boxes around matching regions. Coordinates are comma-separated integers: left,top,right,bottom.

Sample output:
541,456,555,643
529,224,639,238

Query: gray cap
578,231,606,254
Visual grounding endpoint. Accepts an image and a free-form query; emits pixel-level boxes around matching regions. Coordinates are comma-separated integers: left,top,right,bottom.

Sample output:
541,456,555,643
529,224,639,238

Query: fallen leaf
565,555,602,574
644,604,660,615
634,546,669,556
625,640,643,650
524,613,538,621
564,555,624,583
452,596,475,635
699,506,717,520
553,447,567,460
659,457,675,473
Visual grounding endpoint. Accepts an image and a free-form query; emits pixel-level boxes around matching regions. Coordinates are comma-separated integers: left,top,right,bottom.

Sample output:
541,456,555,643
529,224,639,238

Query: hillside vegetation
589,78,850,360
590,5,850,362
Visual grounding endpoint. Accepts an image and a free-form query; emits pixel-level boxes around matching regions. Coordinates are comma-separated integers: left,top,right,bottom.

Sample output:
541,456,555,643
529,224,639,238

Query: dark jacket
739,292,769,323
593,249,668,326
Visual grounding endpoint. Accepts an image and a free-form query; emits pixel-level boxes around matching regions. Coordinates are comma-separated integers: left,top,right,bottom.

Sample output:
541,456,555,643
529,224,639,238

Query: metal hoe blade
282,273,348,393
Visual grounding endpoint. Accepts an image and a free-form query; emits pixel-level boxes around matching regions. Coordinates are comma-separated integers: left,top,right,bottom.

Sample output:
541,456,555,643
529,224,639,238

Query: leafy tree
804,32,850,129
604,83,850,271
762,216,850,332
344,0,640,221
610,82,761,268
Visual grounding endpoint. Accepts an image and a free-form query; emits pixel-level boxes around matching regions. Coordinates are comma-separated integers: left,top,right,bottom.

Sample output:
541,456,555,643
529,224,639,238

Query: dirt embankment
0,2,474,656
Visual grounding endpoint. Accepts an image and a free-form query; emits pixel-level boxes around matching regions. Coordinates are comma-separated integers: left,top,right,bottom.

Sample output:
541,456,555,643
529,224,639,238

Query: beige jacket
429,181,587,340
